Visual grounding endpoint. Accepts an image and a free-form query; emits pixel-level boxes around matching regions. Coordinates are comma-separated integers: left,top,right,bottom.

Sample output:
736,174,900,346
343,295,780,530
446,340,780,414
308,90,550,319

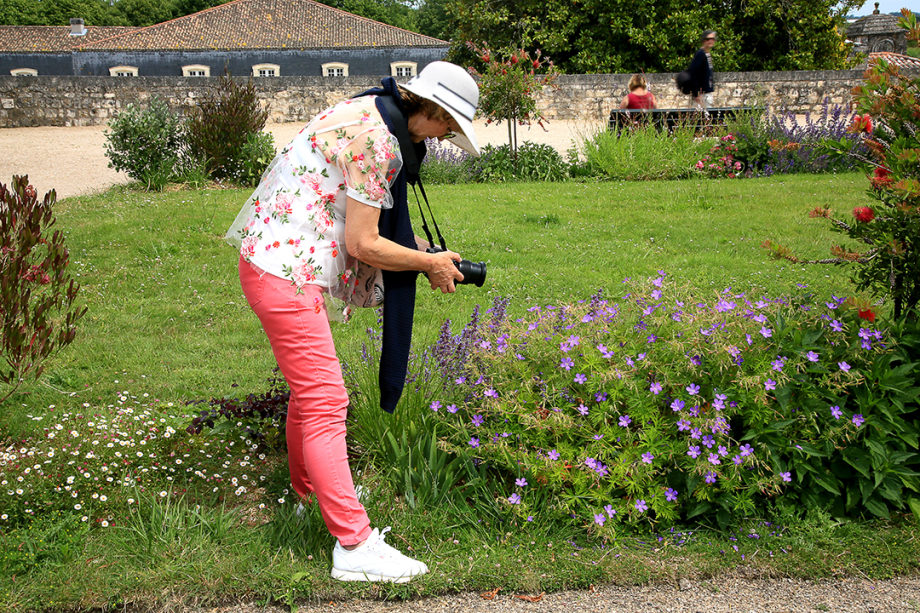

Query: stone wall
0,69,888,129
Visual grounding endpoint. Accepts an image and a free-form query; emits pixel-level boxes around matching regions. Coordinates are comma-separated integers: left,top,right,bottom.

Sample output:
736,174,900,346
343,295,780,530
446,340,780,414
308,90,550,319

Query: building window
390,62,417,78
322,62,349,77
10,68,38,76
252,63,280,77
182,64,210,77
109,65,138,77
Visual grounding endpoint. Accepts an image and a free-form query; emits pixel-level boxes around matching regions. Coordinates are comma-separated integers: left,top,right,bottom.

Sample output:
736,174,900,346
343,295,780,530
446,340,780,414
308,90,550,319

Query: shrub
693,134,745,178
103,98,186,191
581,125,711,181
185,74,269,182
405,276,920,534
0,176,87,404
769,12,920,320
468,142,569,183
232,130,276,187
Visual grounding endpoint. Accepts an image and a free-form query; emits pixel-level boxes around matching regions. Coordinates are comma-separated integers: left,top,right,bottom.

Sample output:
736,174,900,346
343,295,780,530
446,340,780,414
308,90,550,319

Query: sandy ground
0,118,603,200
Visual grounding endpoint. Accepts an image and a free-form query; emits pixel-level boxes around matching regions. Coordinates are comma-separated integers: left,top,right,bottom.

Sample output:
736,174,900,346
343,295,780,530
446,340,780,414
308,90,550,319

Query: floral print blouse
225,95,402,300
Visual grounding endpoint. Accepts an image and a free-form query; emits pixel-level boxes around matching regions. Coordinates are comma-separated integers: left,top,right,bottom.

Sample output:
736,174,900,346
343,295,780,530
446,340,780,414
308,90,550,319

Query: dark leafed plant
0,176,87,404
185,369,289,451
185,74,270,182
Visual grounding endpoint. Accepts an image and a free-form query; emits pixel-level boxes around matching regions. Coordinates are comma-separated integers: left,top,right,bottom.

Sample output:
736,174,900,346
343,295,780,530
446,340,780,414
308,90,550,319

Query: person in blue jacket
688,30,717,108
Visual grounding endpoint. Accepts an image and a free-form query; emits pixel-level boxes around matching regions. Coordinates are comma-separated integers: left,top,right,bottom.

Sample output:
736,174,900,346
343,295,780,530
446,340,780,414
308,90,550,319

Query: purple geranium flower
806,351,820,362
484,388,499,398
739,444,753,457
708,453,721,465
508,493,521,504
665,488,678,502
764,379,777,391
471,414,484,427
760,327,773,338
830,405,842,420
574,373,588,384
705,471,717,484
576,404,589,416
605,504,616,518
430,401,441,411
671,399,685,412
618,415,632,428
515,478,528,487
469,437,480,448
676,419,691,432
547,449,560,461
688,445,701,459
447,404,458,414
594,513,605,526
650,382,663,395
780,472,792,483
560,357,574,371
852,414,865,427
634,499,648,512
838,361,851,372
830,320,844,332
686,383,700,395
641,452,654,464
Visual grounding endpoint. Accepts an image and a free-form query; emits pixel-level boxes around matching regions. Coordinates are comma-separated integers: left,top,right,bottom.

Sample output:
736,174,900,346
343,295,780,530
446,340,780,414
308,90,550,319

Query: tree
0,0,41,25
313,0,418,32
417,0,451,40
468,43,559,156
446,0,863,74
37,0,112,25
111,0,177,26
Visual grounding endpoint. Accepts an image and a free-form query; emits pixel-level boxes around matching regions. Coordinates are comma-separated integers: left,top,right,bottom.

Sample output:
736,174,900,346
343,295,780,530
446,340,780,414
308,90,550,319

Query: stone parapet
0,69,910,128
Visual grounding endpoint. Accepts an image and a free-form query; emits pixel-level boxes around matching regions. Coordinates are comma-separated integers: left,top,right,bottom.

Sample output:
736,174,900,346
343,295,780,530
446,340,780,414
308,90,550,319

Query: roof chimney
69,18,86,36
873,2,880,14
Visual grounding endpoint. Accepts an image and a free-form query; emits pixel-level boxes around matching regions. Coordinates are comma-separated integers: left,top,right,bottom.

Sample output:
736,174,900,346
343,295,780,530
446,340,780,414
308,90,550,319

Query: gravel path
180,576,920,613
0,119,603,201
4,119,918,612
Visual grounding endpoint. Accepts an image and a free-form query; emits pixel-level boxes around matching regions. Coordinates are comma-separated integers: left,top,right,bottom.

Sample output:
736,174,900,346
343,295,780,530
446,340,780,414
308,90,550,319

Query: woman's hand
425,249,463,293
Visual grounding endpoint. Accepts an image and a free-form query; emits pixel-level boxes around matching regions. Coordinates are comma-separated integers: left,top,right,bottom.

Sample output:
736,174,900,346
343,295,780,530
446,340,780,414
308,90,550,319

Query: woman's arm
344,196,464,293
619,94,630,110
649,93,657,109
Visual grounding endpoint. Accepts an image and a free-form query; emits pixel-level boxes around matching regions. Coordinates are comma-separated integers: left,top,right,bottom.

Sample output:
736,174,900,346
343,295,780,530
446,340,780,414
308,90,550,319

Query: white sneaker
330,527,428,583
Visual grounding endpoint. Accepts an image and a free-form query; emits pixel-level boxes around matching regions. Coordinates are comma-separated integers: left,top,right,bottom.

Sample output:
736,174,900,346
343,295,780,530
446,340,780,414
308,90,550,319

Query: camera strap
377,94,448,252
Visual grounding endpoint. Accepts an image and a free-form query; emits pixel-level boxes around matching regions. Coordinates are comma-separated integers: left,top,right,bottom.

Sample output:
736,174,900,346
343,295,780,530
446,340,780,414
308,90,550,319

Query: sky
846,0,920,16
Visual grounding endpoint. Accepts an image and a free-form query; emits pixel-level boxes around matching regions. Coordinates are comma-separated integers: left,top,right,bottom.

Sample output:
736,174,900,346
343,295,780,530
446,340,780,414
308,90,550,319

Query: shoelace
367,527,401,557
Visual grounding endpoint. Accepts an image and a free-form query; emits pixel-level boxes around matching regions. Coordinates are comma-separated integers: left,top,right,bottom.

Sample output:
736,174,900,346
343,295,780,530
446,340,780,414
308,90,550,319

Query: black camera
426,246,487,287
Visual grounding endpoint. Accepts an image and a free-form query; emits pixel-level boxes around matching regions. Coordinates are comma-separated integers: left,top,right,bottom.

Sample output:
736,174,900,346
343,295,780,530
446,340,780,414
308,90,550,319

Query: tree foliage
445,0,863,74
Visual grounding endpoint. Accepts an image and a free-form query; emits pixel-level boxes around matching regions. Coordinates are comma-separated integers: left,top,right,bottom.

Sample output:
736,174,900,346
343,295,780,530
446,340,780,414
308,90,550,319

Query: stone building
846,2,908,55
0,0,448,78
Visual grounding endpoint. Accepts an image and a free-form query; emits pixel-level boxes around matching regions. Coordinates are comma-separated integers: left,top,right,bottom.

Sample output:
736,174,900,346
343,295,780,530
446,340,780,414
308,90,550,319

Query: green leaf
812,473,841,496
908,498,920,523
863,497,891,519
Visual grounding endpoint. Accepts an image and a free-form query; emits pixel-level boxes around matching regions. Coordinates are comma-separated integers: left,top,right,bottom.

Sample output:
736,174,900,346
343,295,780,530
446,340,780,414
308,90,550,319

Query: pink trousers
239,256,371,546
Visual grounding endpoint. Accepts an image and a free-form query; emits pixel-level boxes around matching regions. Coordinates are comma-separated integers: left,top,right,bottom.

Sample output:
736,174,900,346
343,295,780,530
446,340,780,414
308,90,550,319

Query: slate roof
0,26,136,53
869,52,920,70
846,12,903,37
77,0,447,51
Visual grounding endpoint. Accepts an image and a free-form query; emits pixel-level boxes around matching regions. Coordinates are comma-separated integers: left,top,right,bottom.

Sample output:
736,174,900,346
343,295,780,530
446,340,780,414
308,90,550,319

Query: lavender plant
410,275,919,533
726,101,864,177
420,138,473,184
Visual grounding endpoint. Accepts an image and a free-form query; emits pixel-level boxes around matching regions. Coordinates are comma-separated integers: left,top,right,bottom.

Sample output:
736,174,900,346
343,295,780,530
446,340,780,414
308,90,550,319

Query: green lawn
3,173,916,613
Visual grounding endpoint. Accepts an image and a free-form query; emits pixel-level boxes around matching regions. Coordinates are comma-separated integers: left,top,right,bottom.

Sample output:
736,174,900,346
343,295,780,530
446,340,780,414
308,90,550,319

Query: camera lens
456,259,486,287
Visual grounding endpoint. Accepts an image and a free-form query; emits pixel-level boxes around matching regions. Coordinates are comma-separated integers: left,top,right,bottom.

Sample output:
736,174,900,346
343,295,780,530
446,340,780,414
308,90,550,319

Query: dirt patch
0,118,604,201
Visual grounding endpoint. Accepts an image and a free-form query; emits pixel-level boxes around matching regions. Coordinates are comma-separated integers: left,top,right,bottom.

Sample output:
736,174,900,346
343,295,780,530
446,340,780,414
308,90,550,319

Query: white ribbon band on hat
432,82,476,122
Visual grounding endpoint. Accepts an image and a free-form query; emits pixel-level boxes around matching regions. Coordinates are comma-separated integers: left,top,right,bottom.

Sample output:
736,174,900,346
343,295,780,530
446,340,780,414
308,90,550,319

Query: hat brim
401,82,480,157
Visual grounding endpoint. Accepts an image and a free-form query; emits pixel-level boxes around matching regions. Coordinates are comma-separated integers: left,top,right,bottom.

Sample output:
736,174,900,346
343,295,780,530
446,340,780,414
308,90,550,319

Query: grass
3,173,916,612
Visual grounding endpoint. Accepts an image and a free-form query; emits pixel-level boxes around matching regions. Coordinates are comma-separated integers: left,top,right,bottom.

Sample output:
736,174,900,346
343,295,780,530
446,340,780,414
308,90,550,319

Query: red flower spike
853,206,875,223
858,308,876,323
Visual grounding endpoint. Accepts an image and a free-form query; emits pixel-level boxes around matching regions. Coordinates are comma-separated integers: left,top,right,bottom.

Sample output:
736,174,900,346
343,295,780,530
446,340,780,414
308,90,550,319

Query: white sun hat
401,61,481,157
